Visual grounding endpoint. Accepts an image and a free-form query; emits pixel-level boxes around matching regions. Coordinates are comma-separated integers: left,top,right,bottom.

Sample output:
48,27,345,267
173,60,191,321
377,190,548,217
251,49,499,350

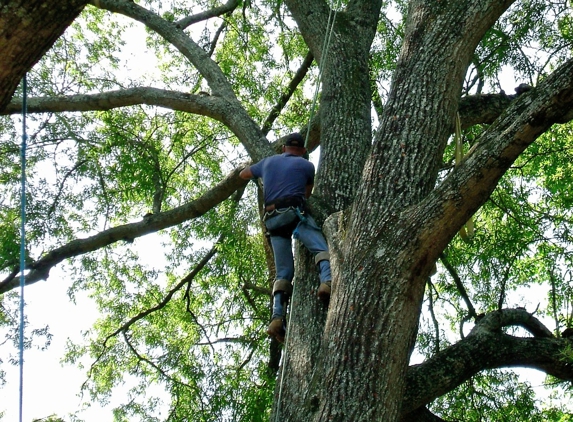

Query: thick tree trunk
275,1,516,421
0,0,88,111
274,1,381,420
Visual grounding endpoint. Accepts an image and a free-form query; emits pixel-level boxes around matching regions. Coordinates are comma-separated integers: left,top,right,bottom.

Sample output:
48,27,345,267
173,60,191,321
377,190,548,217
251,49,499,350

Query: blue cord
18,74,27,422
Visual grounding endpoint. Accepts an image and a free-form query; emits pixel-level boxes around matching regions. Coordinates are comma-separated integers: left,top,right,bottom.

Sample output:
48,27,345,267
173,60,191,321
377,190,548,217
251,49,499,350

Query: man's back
251,153,315,204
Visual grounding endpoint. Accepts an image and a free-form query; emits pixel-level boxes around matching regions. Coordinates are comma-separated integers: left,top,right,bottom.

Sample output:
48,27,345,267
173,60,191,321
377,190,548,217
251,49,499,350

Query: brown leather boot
267,318,285,343
317,282,331,302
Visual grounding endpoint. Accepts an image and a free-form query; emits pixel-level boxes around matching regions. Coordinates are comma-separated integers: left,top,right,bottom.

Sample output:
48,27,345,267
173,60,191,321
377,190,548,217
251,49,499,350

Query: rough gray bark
0,0,88,111
273,0,573,421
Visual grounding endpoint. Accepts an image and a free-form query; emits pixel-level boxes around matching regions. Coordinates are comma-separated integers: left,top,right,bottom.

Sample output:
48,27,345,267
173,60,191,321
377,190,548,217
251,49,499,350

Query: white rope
274,2,342,420
274,282,295,422
303,5,340,148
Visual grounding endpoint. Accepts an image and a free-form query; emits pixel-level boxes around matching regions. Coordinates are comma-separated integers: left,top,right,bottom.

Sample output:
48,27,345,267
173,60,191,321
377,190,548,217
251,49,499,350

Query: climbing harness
18,74,28,422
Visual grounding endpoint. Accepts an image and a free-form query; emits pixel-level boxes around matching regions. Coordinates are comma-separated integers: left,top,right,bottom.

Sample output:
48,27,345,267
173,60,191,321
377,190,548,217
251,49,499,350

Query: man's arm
305,183,313,199
239,166,254,180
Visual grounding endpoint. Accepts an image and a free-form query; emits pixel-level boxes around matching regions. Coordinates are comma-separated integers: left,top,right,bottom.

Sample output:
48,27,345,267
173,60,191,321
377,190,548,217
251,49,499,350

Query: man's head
283,132,306,155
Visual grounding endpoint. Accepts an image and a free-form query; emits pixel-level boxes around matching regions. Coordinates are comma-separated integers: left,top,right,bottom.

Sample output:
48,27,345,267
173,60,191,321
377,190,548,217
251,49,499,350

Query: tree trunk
275,1,516,421
0,0,88,111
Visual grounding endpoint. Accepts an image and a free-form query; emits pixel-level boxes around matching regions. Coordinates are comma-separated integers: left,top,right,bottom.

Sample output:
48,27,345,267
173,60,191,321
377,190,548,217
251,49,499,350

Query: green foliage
0,210,19,272
431,371,542,421
419,121,573,417
62,213,273,421
467,0,571,93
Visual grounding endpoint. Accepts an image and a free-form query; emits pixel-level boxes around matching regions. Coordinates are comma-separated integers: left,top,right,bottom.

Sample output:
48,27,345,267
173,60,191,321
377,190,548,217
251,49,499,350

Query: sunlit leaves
431,371,545,421
467,0,570,93
420,121,573,416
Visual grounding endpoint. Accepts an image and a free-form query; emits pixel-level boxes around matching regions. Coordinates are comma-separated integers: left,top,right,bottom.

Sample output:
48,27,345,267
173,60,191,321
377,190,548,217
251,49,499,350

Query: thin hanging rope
18,74,28,422
303,5,340,148
275,4,341,421
274,282,295,422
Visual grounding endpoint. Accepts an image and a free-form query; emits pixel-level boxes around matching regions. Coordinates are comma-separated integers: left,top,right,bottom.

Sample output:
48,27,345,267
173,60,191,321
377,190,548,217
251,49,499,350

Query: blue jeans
268,211,331,319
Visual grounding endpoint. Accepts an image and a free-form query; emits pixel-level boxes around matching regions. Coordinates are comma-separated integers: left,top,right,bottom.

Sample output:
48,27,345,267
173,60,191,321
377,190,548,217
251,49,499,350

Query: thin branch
122,331,198,392
241,283,259,313
261,51,315,135
207,20,227,57
439,253,477,320
550,263,561,335
196,336,254,346
186,304,217,355
176,0,239,30
497,255,518,311
426,279,441,354
236,342,257,374
104,239,220,342
47,159,89,217
242,280,271,297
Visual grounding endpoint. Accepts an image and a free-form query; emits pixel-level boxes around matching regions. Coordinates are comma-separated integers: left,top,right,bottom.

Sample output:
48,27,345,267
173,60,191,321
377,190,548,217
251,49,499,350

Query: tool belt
263,197,306,238
264,196,304,212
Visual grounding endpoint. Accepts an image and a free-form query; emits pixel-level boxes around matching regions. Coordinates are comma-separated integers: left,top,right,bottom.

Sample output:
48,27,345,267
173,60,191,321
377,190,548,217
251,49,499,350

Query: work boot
267,318,285,343
317,282,331,303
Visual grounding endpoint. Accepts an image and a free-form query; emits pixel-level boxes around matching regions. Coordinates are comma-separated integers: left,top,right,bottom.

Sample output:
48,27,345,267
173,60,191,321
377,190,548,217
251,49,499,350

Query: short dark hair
284,132,305,148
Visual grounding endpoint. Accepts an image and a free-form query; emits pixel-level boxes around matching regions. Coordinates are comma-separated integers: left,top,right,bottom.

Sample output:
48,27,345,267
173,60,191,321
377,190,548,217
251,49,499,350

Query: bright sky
3,268,108,421
1,234,172,421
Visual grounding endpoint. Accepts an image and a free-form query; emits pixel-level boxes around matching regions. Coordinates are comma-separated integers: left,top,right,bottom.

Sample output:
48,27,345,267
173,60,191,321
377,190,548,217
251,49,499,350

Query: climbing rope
274,282,295,422
455,112,475,242
18,74,28,422
303,4,340,149
274,3,341,421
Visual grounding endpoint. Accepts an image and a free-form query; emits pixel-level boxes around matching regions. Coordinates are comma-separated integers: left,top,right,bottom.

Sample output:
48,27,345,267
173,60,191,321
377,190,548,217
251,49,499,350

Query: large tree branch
2,87,229,118
90,0,273,161
402,308,572,416
458,86,533,129
410,58,573,274
261,51,315,135
176,0,239,30
0,167,247,294
2,86,530,143
0,0,88,111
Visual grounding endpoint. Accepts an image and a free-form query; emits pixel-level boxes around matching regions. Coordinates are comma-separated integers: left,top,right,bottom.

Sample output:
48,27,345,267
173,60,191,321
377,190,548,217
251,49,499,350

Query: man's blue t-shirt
250,153,315,204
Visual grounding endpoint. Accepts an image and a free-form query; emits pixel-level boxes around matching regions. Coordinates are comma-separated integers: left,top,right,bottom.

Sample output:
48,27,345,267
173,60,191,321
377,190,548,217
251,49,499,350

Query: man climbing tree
0,0,573,421
240,133,332,343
